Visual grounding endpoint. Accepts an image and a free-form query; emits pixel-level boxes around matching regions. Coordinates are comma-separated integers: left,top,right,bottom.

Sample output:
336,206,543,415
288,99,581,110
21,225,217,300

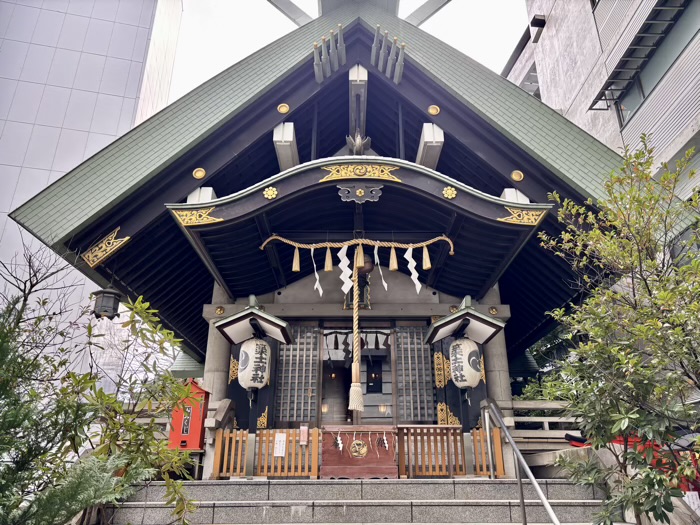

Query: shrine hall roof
11,1,622,248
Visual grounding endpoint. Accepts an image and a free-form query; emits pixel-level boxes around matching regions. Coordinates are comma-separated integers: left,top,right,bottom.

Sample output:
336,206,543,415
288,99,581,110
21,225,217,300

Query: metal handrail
480,398,561,525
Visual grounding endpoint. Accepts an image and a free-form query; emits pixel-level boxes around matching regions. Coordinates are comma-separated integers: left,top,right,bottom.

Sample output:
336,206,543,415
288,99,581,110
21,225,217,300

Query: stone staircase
109,478,605,524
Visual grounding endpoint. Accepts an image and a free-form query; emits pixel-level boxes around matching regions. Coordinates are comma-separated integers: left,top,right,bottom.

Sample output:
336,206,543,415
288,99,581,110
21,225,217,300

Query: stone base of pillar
202,426,217,479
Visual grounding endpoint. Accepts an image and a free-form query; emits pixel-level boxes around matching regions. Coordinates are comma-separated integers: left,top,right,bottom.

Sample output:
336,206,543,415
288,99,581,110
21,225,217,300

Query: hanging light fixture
92,286,122,320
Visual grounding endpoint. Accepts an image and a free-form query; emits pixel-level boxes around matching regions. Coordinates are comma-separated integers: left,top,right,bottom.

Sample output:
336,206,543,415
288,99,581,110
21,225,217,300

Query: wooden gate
256,428,320,478
472,427,505,478
397,425,466,478
211,429,248,479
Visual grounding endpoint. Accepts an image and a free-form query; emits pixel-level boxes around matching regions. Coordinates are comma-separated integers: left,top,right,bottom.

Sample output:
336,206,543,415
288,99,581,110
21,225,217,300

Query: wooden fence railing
397,425,466,478
212,429,248,479
471,426,505,478
256,428,320,478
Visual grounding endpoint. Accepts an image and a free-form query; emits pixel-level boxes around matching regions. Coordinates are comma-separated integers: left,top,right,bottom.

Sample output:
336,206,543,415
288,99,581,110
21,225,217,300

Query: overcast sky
169,0,528,102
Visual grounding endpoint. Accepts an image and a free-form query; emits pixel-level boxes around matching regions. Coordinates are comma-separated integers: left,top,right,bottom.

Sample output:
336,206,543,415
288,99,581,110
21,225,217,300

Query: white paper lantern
449,337,482,389
238,337,271,390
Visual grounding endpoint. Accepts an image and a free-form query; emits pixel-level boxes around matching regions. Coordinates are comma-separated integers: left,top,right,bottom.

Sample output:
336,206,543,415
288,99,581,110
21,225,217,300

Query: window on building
181,406,192,435
616,0,700,126
519,63,541,100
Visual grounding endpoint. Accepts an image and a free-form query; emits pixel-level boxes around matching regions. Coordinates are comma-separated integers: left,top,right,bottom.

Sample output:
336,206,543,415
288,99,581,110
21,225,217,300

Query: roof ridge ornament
370,25,406,84
313,25,347,84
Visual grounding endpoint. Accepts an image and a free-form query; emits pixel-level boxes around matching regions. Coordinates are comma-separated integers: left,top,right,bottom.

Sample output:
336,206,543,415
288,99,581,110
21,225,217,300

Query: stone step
130,479,602,503
110,499,604,524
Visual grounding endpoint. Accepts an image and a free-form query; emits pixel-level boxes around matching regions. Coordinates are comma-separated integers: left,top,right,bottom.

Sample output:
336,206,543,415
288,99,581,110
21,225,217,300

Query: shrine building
10,0,622,481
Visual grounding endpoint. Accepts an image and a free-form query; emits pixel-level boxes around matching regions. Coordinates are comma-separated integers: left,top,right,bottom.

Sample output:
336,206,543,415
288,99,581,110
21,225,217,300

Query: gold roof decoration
319,164,401,183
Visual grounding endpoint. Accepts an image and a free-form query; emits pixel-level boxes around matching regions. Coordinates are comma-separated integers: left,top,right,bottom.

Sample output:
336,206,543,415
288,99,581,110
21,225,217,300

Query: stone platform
110,479,606,524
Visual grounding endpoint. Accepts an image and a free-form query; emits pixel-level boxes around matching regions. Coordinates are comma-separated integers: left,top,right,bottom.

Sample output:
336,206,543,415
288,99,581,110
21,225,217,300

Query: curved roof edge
167,156,553,215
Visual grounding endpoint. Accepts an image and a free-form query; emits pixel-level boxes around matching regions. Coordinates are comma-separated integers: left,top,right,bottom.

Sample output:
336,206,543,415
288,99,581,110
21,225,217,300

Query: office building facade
504,0,700,199
0,0,182,267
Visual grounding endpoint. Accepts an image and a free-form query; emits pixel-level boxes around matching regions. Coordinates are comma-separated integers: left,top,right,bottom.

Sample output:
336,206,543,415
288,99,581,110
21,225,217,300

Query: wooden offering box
321,425,398,479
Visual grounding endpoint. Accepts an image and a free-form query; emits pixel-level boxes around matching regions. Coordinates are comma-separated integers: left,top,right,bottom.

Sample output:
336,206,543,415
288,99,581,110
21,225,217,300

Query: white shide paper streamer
404,247,421,294
310,247,323,297
374,245,388,291
337,245,353,294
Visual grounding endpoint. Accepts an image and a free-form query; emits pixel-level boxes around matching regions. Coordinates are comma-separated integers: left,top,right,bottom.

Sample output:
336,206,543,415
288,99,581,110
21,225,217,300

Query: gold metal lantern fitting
277,103,290,114
428,105,440,116
192,167,206,180
215,306,225,315
511,170,524,182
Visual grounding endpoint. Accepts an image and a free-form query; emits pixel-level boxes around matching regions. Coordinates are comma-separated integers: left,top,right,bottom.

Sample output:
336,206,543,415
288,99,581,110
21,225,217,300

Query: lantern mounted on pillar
92,286,122,320
215,307,293,407
214,307,293,346
424,304,505,346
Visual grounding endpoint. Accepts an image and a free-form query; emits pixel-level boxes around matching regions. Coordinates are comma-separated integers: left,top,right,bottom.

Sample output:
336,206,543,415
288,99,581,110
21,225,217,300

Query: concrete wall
506,0,700,187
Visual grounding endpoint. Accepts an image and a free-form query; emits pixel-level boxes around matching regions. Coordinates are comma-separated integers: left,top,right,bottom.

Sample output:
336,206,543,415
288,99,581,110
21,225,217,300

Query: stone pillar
202,282,232,479
481,284,513,414
481,283,516,478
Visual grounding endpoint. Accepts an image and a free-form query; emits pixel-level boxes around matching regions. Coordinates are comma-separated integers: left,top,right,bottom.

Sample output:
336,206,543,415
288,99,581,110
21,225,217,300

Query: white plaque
273,433,287,457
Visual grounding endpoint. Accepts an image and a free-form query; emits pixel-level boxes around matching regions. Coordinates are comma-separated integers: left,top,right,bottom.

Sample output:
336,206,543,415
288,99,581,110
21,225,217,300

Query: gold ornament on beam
81,227,131,268
257,406,268,429
229,357,239,383
442,186,457,199
263,186,278,199
173,207,224,227
434,352,452,388
319,164,402,183
496,207,547,226
437,402,460,426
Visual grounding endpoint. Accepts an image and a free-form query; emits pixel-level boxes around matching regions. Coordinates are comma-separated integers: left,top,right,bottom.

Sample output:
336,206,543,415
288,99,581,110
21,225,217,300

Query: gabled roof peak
320,0,399,17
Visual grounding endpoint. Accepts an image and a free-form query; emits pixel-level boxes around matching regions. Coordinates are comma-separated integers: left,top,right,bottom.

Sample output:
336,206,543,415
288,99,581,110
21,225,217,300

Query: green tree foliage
528,137,700,525
0,248,196,525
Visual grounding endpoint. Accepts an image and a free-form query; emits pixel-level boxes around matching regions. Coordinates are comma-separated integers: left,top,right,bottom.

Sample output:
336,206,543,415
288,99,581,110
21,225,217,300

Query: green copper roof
11,1,622,247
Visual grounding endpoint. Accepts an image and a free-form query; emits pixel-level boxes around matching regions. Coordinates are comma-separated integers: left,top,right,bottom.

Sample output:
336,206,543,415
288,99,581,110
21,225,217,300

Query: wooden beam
202,303,511,322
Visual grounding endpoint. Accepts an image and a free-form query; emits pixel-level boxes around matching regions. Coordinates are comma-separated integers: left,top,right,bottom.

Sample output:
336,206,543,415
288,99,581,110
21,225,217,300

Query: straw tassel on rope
354,243,365,268
348,264,364,412
389,246,398,271
292,246,301,272
324,247,333,272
